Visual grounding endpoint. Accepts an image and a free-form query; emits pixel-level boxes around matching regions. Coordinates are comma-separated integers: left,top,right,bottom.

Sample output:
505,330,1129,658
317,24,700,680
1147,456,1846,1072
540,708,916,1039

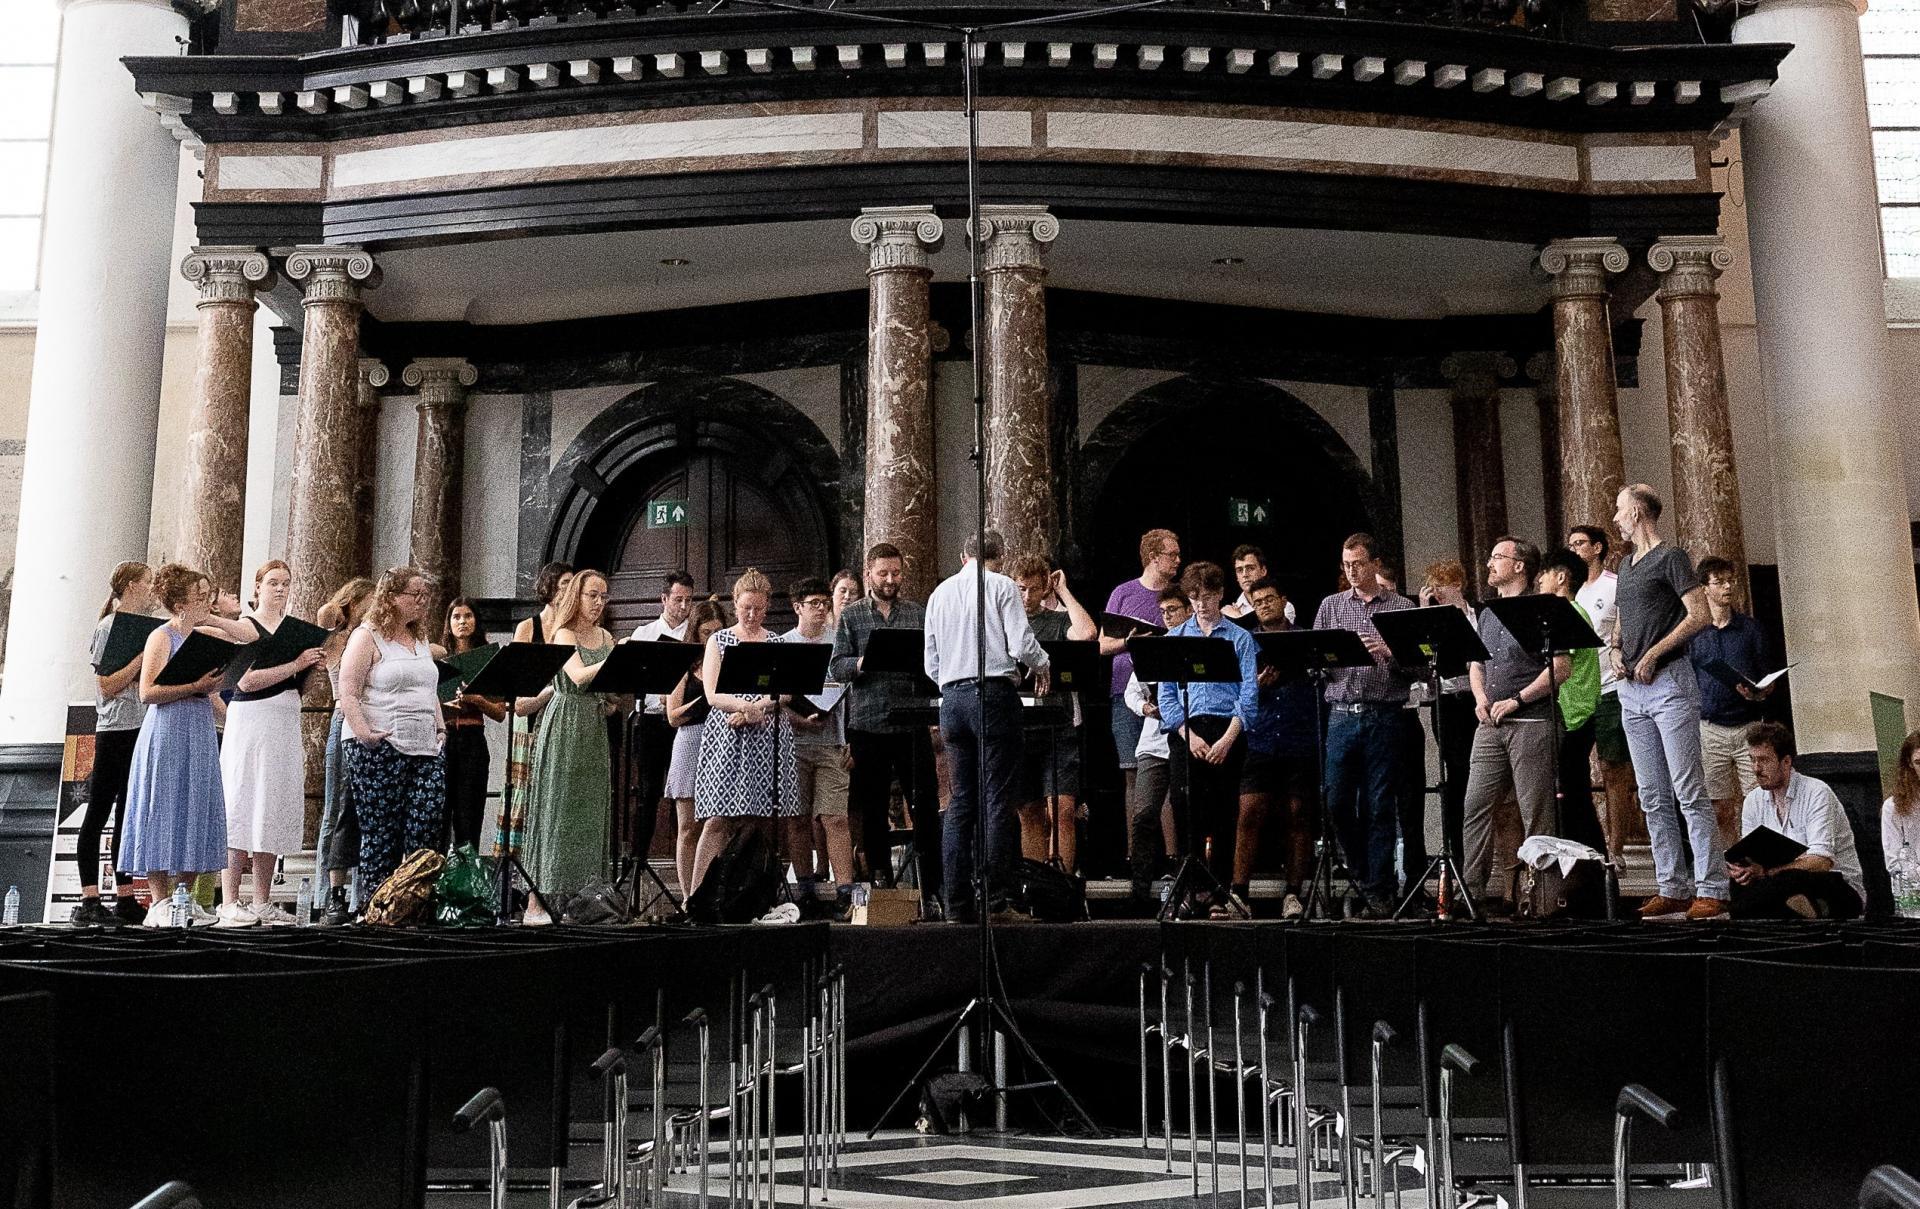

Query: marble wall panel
1498,388,1549,548
372,389,416,573
550,384,638,471
1395,389,1460,581
216,154,325,192
1587,144,1697,183
1270,380,1371,469
730,367,844,454
877,110,1034,149
1074,366,1183,439
462,392,523,598
931,359,975,575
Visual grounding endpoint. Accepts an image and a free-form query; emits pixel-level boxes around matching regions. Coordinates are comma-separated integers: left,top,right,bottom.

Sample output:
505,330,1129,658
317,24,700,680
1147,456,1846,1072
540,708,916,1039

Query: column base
0,742,64,925
1794,750,1891,918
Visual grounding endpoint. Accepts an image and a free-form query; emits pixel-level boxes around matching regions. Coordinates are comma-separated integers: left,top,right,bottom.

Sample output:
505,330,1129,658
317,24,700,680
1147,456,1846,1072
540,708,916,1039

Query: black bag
1013,858,1086,922
685,825,781,924
563,879,634,925
917,1071,991,1135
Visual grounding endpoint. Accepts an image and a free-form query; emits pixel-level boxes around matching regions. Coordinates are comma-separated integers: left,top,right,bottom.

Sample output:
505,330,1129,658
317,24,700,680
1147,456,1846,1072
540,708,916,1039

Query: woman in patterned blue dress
688,568,798,895
119,563,260,925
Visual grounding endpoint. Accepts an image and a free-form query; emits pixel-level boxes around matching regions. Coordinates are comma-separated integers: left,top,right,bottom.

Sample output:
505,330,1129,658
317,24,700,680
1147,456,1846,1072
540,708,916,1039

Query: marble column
1526,350,1565,544
175,247,274,596
851,206,944,603
978,205,1060,563
1539,238,1630,534
1650,236,1749,603
1443,352,1515,568
283,246,380,623
0,0,189,743
405,357,478,637
352,359,389,576
1736,0,1920,749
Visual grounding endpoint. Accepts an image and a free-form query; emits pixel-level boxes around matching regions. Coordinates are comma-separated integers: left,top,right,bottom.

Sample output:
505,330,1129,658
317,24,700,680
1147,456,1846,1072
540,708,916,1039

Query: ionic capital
1648,235,1734,300
356,359,390,409
1538,237,1629,301
284,245,381,305
851,206,945,274
180,246,274,307
975,205,1059,273
1442,351,1517,400
402,357,479,410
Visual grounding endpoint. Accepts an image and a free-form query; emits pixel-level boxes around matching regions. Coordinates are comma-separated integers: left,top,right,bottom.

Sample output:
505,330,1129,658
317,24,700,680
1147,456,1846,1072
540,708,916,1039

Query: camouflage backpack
364,848,445,926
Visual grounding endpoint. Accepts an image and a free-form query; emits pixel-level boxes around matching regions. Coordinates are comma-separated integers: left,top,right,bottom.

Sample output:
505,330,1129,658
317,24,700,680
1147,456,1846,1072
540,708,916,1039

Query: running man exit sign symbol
647,499,689,529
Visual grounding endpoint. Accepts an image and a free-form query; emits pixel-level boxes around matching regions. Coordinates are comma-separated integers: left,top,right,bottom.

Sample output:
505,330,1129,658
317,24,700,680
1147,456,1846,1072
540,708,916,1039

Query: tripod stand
1373,604,1490,920
462,640,577,924
596,637,705,918
712,638,833,912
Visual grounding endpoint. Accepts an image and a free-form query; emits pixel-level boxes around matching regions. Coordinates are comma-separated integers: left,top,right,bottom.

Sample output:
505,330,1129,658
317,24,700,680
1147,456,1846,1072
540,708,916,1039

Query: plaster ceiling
367,220,1550,325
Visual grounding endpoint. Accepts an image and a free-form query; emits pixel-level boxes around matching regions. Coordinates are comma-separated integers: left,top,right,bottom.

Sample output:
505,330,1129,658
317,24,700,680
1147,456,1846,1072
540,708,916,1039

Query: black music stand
715,640,834,898
1249,628,1375,920
1027,639,1098,873
1481,594,1604,887
462,641,577,924
1128,634,1249,920
1373,606,1491,920
856,626,937,896
593,639,705,916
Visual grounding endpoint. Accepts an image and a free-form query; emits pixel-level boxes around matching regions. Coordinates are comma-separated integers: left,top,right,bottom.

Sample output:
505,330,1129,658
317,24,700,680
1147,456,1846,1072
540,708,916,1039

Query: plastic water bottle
170,883,191,929
2,886,18,927
1894,844,1920,919
295,877,313,927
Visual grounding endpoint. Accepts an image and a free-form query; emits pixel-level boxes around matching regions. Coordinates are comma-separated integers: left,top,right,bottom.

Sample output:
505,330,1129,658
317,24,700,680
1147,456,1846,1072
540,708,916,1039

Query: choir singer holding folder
1726,721,1865,920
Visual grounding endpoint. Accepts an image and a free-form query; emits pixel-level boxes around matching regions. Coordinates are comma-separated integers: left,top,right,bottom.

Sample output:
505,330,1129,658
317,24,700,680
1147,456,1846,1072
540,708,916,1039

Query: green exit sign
647,499,689,529
1228,498,1273,528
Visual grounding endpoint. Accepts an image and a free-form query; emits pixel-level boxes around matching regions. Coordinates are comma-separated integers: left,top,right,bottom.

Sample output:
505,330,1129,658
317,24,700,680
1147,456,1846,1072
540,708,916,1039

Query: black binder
93,613,165,673
155,631,246,687
1726,824,1809,869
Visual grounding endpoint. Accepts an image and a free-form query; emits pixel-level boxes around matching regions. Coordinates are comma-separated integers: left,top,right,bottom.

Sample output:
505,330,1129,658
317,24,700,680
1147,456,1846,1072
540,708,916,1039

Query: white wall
1396,389,1459,580
462,392,523,597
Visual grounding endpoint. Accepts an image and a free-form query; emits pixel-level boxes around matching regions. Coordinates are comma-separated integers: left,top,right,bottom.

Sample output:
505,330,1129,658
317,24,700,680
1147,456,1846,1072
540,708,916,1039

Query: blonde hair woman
338,567,446,896
688,568,799,895
315,576,375,924
216,560,326,927
520,569,619,924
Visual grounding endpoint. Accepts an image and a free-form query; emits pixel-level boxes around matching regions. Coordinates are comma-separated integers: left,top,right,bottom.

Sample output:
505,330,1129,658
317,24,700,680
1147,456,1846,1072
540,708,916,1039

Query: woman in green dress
521,568,619,924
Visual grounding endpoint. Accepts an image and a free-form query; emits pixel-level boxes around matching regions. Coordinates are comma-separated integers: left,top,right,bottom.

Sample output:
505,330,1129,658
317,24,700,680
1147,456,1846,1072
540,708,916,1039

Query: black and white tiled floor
429,1129,1423,1207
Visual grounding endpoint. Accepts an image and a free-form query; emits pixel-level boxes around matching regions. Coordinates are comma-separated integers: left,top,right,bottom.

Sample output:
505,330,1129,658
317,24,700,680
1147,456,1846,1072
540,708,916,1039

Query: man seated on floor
1726,720,1866,920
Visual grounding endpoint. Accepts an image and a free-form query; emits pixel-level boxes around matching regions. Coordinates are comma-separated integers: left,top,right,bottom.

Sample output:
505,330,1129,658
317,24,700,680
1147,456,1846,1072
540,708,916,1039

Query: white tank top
361,626,440,756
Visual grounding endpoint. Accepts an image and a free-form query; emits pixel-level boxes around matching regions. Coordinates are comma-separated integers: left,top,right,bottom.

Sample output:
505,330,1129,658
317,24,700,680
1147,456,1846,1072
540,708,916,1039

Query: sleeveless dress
120,627,227,876
221,616,308,854
522,639,612,903
694,628,799,819
664,673,711,800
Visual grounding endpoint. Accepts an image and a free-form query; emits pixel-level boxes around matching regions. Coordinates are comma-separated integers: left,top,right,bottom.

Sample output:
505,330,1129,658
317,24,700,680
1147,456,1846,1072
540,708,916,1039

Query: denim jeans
940,679,1024,913
313,709,360,906
1619,659,1727,899
1323,705,1405,899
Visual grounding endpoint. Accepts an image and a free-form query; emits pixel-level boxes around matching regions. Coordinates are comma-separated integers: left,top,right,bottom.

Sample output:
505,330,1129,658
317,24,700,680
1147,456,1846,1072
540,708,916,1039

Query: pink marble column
851,206,944,603
978,205,1059,563
1443,352,1516,567
175,246,273,595
1650,236,1750,602
283,245,380,622
405,357,478,638
353,358,389,576
1539,238,1630,535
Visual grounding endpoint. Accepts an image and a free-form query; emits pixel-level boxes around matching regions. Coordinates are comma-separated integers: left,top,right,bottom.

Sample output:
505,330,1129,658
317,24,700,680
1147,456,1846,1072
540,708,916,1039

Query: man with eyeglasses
785,577,855,915
1102,529,1182,832
1460,537,1570,910
1311,532,1415,917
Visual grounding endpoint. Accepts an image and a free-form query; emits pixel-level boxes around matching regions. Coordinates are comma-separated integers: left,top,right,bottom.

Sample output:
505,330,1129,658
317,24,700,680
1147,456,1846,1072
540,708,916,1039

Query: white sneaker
1281,893,1306,920
250,902,298,927
213,902,260,929
143,901,176,929
189,900,219,925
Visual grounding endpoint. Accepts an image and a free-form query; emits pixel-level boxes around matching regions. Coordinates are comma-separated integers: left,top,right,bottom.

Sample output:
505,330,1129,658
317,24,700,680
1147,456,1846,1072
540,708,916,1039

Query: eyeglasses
1489,553,1519,563
1339,560,1372,572
798,599,831,610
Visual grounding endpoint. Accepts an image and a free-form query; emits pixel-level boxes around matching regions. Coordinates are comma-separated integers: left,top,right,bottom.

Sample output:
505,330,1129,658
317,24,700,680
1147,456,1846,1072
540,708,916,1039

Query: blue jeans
1111,697,1145,771
313,710,360,906
1323,706,1404,899
1619,659,1726,899
941,679,1025,913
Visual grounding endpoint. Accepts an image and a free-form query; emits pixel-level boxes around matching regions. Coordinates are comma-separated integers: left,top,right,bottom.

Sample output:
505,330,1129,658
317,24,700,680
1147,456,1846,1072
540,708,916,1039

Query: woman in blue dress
119,563,259,926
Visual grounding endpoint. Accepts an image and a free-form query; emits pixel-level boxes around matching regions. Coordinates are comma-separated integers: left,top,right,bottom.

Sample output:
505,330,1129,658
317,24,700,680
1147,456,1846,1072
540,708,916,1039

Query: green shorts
1593,690,1630,765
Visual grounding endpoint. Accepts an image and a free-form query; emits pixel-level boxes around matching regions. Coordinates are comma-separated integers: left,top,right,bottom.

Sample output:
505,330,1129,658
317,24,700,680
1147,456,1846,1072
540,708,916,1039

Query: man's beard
873,582,899,601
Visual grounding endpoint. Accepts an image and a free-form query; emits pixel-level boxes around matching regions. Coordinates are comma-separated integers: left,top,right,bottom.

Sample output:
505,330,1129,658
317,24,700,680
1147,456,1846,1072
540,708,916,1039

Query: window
1866,0,1920,276
0,0,59,293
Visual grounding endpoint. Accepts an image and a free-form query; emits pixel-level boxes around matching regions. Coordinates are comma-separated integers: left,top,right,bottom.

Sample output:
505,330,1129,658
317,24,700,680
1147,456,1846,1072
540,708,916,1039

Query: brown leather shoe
1637,895,1692,918
1685,896,1729,920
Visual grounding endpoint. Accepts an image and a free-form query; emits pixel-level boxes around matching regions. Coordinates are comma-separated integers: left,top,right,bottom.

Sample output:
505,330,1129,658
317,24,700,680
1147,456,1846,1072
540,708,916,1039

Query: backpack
1013,858,1087,922
685,826,781,924
364,848,445,926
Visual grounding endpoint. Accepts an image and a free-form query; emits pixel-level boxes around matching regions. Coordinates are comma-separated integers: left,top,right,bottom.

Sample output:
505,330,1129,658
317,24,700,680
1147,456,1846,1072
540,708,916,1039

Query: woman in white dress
217,560,325,927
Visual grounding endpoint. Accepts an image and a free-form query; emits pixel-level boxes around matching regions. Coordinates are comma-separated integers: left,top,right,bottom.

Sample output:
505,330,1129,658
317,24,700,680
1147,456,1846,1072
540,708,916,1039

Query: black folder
155,631,246,687
226,615,332,690
436,643,501,703
1726,824,1809,869
1102,611,1166,641
93,613,166,673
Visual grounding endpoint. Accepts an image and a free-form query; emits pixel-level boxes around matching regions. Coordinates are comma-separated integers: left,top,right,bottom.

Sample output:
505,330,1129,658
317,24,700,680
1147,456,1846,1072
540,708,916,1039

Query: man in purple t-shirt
1102,528,1183,807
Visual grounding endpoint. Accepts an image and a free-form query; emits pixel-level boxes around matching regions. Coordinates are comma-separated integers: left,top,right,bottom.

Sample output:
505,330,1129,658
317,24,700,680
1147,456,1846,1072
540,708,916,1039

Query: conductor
925,530,1051,923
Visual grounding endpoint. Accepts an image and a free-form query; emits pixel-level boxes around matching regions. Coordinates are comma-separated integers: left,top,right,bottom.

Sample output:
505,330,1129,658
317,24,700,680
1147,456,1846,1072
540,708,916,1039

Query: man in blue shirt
1687,555,1777,851
1156,561,1260,915
1237,577,1317,918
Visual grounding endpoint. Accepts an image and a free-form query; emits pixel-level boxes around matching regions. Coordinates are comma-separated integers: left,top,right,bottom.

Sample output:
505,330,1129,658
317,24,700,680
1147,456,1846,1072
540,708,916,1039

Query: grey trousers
1462,719,1558,896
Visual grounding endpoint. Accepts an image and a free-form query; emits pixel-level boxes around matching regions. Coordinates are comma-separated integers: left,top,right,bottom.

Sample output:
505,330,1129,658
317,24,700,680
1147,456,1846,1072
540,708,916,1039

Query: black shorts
1239,750,1316,799
1020,732,1082,800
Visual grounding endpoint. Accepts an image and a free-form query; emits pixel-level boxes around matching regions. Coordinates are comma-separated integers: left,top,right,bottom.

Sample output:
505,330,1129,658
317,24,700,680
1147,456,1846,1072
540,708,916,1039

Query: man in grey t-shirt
1609,484,1719,919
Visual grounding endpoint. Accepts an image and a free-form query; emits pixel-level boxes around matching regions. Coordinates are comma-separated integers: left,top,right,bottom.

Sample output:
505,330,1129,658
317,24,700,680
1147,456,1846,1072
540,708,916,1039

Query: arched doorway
544,376,842,633
1078,376,1388,618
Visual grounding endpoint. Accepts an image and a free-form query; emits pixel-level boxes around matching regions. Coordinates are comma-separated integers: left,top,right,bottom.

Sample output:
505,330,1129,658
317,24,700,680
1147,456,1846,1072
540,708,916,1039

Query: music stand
1481,594,1604,891
714,640,834,900
1027,639,1098,873
1128,634,1249,920
1372,606,1492,920
854,626,936,896
462,642,577,924
592,640,705,916
1249,628,1375,920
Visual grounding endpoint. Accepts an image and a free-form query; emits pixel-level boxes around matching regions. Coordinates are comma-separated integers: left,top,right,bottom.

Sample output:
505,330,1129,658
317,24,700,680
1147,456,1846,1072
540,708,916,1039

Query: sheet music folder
95,613,166,673
155,631,246,687
1126,635,1242,685
590,638,703,696
715,640,832,698
1481,594,1603,655
1101,612,1166,641
436,643,500,703
461,642,575,701
1372,605,1490,679
1726,824,1809,869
